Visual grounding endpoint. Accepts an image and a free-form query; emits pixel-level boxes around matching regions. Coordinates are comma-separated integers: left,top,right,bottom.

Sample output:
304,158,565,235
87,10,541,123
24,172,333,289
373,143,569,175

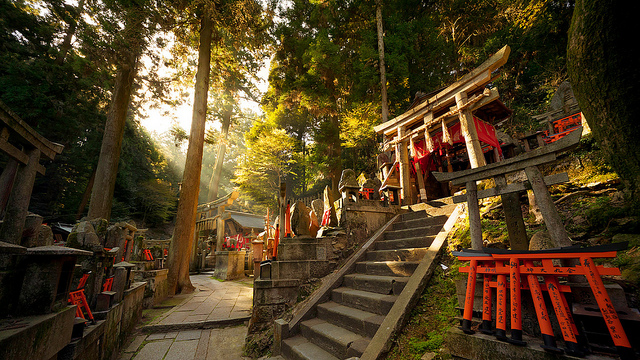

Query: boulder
21,213,43,248
89,218,109,245
36,224,54,247
311,199,324,221
309,210,319,236
529,231,555,251
68,221,103,251
290,201,311,236
338,169,358,191
322,186,339,227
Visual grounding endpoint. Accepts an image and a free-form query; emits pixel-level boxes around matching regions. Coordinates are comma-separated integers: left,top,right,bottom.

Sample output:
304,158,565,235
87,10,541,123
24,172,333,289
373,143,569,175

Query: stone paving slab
124,325,250,360
133,338,173,360
164,339,199,360
119,273,254,360
148,274,253,328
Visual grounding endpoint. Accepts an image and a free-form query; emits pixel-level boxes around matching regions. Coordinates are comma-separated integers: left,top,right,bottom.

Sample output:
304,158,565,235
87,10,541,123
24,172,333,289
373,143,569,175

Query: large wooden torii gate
373,45,511,205
0,101,64,245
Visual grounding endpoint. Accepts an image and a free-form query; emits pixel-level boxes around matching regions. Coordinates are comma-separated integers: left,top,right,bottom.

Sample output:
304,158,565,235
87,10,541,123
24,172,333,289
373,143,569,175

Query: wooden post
397,126,412,204
0,147,40,245
0,158,18,218
279,180,286,242
493,147,500,163
494,175,528,250
216,215,224,252
466,180,483,250
524,166,571,248
456,92,486,168
414,161,427,202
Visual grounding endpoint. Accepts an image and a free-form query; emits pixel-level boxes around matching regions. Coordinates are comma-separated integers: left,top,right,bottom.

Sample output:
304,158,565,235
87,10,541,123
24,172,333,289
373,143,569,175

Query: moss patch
386,254,459,360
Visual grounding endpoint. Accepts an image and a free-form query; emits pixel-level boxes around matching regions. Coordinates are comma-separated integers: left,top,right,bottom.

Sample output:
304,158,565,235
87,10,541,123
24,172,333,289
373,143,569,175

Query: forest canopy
0,0,577,224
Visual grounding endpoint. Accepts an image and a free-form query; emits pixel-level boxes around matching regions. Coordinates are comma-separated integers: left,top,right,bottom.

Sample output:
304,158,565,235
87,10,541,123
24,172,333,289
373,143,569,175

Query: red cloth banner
412,117,501,173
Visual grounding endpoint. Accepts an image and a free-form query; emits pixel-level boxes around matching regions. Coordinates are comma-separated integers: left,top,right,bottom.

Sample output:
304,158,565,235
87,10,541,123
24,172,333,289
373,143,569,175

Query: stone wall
133,268,169,308
58,281,146,360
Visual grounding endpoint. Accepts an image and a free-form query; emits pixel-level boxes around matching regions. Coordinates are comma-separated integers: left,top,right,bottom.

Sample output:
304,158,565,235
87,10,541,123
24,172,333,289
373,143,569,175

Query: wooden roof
374,45,511,137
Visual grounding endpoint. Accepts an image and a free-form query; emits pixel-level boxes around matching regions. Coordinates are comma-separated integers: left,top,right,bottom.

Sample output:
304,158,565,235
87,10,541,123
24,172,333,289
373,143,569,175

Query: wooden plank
378,71,491,136
457,91,486,169
432,127,582,184
495,175,528,250
0,137,29,165
525,166,571,248
452,173,569,203
374,45,510,135
0,101,64,160
398,127,411,204
414,161,427,202
449,152,557,186
394,88,498,145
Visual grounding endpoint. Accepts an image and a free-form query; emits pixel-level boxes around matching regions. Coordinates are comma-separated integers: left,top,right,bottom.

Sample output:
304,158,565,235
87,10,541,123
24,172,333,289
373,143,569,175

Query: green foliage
233,119,298,211
408,332,444,354
387,262,458,359
0,0,180,225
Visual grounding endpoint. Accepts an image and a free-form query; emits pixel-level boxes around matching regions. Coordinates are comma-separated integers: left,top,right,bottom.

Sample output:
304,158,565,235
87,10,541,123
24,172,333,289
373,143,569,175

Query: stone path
120,326,250,360
119,273,253,360
149,274,253,327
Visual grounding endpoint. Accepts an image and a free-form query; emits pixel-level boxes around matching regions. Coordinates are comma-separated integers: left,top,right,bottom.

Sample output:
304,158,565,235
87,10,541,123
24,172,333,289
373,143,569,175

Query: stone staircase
279,210,454,360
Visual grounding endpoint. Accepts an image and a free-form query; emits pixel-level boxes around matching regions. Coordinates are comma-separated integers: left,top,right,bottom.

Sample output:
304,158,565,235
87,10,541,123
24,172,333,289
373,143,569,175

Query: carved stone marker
290,201,311,236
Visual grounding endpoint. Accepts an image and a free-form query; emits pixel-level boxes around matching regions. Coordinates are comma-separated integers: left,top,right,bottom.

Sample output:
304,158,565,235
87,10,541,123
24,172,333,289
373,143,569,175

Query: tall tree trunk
87,12,143,220
567,0,640,201
207,108,232,202
76,168,96,220
56,0,85,65
167,13,213,295
376,0,389,123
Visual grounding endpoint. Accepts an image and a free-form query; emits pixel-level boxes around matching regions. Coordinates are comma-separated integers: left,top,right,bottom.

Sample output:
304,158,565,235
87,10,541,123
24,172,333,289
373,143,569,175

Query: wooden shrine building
374,45,513,205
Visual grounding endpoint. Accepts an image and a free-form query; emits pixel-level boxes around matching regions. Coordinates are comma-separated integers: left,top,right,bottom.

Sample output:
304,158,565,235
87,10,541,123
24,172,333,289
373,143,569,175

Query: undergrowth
386,253,461,360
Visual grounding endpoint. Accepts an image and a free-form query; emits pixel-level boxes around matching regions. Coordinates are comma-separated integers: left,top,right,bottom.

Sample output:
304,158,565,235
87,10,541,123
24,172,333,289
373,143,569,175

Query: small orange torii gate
454,242,633,360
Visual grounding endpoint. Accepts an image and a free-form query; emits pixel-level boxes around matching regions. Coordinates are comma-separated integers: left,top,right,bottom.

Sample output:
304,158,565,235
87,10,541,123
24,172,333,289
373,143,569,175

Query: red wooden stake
461,259,478,334
481,271,494,334
524,260,562,353
580,256,634,360
495,272,508,341
544,275,583,356
509,257,526,345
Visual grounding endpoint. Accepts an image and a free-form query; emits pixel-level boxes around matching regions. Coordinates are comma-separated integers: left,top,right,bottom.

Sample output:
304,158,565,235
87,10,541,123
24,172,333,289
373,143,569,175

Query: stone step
317,301,385,338
375,235,436,250
355,260,419,277
392,215,448,230
331,287,397,315
399,210,429,222
300,318,370,359
343,273,409,295
383,225,440,240
365,247,429,262
282,335,339,360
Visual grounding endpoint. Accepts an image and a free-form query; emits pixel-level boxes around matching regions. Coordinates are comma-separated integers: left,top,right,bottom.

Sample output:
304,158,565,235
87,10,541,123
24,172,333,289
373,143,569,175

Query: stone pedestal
0,305,76,360
17,246,91,315
337,198,397,244
0,241,26,317
213,251,246,281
